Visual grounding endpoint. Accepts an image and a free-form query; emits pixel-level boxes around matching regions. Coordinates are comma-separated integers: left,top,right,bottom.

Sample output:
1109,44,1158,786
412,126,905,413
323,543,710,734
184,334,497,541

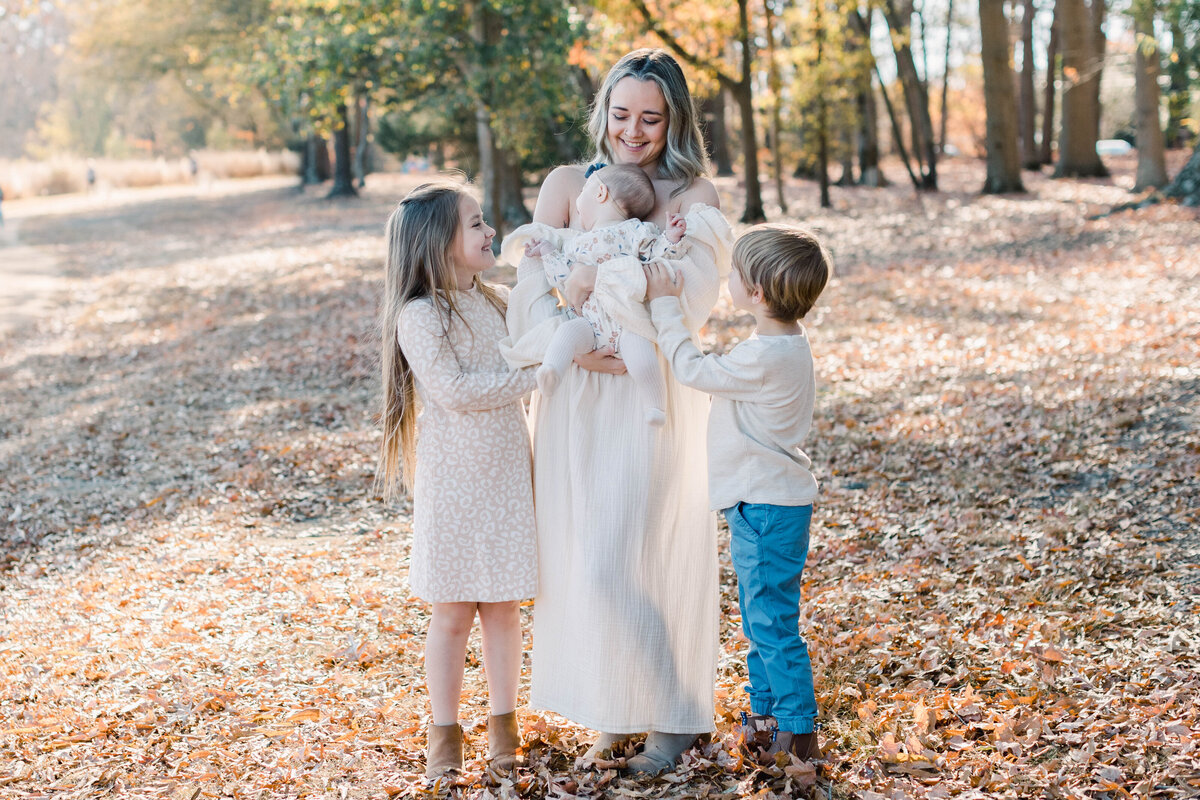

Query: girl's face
450,194,496,288
606,76,668,172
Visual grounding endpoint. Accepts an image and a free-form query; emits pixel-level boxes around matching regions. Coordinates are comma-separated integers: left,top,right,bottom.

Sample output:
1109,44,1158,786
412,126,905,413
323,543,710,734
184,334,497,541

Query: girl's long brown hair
376,181,505,500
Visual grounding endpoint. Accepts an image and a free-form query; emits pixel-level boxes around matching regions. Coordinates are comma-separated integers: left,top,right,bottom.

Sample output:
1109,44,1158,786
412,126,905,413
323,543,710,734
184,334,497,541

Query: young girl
377,181,538,778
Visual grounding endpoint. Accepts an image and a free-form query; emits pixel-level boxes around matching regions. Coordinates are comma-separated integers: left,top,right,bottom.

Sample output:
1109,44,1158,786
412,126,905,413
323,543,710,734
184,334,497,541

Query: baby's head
732,224,832,322
576,164,656,229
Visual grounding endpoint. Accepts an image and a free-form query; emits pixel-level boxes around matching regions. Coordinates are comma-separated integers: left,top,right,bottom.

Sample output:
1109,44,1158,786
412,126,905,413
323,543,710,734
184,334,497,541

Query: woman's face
450,194,495,288
606,76,668,171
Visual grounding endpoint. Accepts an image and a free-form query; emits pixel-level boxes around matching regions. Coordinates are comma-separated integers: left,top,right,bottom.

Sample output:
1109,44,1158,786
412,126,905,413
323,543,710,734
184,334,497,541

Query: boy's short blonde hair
595,164,656,220
732,224,832,322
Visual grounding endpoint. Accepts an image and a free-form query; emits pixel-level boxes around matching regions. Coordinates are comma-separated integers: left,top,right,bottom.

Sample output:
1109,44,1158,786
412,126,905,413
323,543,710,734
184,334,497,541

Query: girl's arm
399,302,536,412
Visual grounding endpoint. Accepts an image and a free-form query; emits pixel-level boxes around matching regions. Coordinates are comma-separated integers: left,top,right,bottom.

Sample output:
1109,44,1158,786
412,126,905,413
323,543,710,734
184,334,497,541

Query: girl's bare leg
477,600,523,714
426,601,478,725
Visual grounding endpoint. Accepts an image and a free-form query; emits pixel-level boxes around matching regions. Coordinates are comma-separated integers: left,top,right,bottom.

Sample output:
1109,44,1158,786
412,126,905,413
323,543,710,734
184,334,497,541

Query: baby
527,164,687,426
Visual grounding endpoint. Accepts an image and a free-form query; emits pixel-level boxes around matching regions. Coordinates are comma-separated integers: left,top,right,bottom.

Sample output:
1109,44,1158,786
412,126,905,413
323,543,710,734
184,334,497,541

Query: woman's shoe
487,711,521,772
425,722,464,778
624,731,709,776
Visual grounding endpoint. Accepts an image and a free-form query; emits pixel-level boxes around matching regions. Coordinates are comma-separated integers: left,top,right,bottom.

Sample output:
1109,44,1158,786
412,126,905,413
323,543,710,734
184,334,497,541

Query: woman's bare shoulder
534,165,588,226
676,176,720,210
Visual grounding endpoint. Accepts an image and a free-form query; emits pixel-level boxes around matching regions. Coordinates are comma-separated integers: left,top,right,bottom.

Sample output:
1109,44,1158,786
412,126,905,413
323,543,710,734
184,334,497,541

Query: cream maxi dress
397,286,538,603
502,204,733,734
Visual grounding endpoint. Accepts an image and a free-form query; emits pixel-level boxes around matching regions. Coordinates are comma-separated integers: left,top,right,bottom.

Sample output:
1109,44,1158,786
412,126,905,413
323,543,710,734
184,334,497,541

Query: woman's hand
574,347,627,375
644,262,684,300
564,263,598,314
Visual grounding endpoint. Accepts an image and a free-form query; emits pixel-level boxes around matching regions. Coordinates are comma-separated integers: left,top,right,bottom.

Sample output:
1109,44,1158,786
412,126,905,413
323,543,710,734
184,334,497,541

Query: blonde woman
377,182,537,778
504,49,733,776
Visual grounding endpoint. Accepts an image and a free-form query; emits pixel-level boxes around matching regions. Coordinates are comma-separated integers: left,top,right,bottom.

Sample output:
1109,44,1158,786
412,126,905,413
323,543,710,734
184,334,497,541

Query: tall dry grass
0,150,300,201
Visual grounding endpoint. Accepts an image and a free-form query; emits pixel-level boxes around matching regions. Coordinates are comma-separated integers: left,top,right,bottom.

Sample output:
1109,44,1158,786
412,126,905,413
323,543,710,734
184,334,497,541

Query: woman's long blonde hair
586,48,710,197
376,181,504,500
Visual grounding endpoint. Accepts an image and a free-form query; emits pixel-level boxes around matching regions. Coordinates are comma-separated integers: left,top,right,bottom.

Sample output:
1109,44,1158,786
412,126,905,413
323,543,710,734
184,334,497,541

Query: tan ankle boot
487,711,521,771
425,722,463,778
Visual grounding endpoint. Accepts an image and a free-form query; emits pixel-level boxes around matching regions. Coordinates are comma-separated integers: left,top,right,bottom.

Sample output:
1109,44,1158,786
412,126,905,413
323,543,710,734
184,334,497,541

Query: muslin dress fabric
396,285,538,603
502,203,734,734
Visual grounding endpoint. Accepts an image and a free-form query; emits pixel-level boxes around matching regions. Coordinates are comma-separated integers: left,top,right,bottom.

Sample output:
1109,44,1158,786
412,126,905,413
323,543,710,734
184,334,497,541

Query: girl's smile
452,195,496,288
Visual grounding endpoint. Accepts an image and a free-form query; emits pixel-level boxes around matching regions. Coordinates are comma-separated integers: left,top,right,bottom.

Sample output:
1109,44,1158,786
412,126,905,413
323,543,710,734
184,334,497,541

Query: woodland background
1,1,1199,799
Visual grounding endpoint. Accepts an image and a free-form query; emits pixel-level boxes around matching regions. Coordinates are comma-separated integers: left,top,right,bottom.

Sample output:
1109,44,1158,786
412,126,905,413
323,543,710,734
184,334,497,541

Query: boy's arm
649,295,766,400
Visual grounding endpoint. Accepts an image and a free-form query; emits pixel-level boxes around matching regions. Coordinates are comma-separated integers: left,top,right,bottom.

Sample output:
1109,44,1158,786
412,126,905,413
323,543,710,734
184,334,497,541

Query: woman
504,49,732,776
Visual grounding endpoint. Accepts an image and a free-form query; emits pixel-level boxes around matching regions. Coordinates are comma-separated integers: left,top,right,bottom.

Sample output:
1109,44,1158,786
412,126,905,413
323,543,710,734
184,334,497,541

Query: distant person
504,163,690,426
644,223,833,764
85,161,96,193
187,154,199,181
376,181,538,778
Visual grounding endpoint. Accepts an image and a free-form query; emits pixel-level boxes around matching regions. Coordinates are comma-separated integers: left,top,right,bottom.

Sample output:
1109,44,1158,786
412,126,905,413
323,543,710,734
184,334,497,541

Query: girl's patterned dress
396,285,538,603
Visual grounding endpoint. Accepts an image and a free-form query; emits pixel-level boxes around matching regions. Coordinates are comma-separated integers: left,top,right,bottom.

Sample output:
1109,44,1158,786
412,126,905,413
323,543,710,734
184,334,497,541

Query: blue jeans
724,502,817,734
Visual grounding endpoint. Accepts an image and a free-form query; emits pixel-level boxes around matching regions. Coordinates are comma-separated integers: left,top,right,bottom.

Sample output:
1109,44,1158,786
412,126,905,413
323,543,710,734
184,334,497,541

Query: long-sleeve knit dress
502,204,733,734
397,286,538,603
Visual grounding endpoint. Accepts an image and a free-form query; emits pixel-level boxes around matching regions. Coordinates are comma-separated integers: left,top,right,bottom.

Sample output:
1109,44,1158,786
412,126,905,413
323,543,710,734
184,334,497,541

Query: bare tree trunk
1164,18,1188,148
1133,0,1168,190
815,0,830,208
302,133,322,186
1040,1,1060,165
497,148,531,230
980,0,1026,192
875,59,923,189
702,92,735,176
354,93,370,189
764,0,788,214
938,0,955,154
327,102,358,198
858,79,885,185
1055,0,1107,176
882,0,938,189
1019,0,1040,168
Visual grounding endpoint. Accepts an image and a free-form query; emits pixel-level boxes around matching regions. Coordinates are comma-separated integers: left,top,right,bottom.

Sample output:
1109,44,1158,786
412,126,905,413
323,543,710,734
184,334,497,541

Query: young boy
644,223,832,763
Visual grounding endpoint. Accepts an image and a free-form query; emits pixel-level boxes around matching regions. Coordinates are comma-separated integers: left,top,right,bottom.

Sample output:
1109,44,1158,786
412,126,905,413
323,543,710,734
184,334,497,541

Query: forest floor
0,154,1197,800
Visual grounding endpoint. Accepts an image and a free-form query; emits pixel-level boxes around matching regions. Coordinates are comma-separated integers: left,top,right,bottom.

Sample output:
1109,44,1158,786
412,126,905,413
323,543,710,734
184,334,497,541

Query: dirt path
0,164,1197,799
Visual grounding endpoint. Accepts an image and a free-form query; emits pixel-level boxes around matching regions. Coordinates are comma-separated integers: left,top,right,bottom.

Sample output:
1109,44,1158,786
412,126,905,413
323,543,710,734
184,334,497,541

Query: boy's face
728,265,756,311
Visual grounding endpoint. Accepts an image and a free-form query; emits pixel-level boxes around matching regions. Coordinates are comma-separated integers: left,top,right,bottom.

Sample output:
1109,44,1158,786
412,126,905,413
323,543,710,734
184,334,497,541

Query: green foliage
784,0,873,173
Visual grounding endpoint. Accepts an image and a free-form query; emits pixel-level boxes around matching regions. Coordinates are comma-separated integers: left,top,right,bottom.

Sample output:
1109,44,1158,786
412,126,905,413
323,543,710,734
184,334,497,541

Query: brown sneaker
425,722,463,778
737,712,777,755
766,729,821,763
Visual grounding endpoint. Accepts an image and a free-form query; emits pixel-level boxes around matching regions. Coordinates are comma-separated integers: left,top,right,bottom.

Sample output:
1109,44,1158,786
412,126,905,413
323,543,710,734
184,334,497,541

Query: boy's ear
594,180,610,204
752,285,765,304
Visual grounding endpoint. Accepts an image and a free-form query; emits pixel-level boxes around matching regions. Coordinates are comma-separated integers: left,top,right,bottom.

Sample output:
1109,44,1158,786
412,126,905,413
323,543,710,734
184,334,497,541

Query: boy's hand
664,213,687,244
644,262,683,300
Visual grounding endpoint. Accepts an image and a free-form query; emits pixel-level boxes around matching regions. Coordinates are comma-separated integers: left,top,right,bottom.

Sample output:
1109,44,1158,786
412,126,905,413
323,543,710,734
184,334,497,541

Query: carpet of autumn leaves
0,155,1197,800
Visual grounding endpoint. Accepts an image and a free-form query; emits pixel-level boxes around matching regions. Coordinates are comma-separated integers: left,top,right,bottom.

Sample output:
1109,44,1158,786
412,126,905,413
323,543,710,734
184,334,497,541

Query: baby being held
528,164,688,426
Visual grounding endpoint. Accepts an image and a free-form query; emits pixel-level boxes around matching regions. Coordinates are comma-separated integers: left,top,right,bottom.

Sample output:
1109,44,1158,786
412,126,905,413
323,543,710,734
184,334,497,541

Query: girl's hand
574,347,627,375
644,262,684,300
564,263,597,313
665,213,687,244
